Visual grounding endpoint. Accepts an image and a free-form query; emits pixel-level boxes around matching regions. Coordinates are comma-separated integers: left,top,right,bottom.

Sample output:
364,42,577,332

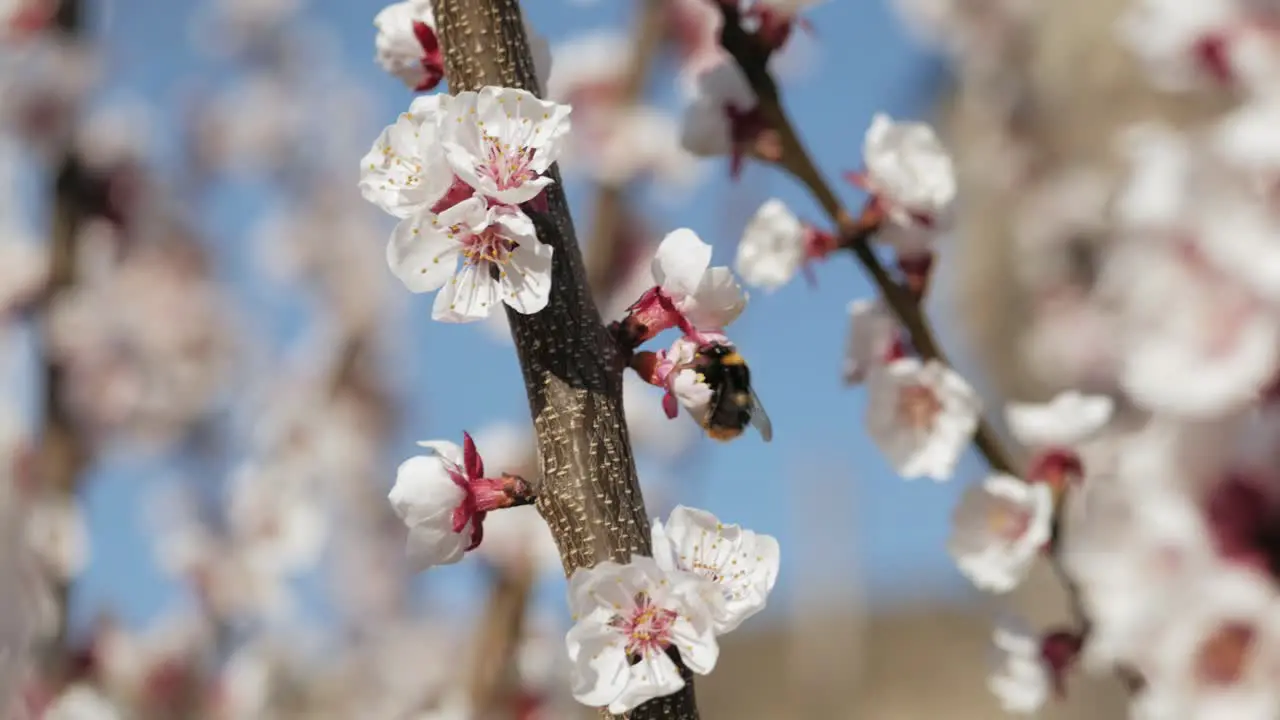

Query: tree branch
713,6,1097,637
714,5,1015,477
430,1,700,717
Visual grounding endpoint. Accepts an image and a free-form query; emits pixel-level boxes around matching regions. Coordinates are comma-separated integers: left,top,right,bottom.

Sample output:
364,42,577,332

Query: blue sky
70,0,989,634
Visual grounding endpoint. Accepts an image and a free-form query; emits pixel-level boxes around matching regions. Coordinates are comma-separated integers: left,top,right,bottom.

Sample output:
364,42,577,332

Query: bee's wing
749,388,773,442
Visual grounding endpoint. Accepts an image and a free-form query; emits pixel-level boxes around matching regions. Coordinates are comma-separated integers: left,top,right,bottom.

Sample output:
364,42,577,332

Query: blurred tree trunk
947,0,1230,403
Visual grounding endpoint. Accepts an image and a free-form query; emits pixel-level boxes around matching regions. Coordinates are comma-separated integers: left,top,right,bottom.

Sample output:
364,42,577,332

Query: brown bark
429,1,700,717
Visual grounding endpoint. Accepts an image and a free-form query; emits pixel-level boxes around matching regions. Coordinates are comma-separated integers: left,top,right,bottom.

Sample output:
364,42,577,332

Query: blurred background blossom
4,0,1237,716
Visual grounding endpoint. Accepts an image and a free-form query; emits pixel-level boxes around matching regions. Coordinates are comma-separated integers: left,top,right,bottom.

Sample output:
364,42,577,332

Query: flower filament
611,592,679,661
479,131,539,191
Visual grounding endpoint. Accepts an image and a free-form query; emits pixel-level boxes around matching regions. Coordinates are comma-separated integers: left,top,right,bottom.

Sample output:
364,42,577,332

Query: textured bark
429,1,700,717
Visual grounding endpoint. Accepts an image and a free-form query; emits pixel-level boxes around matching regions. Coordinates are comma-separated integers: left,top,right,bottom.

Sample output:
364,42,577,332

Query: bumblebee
689,341,773,443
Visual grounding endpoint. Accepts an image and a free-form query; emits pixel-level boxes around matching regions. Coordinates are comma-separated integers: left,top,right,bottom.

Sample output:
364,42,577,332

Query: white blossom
651,505,780,634
388,442,471,570
1104,235,1279,419
195,73,306,177
545,30,632,104
680,59,758,158
591,106,703,189
566,555,719,714
439,86,572,206
988,626,1050,715
948,474,1053,593
374,1,552,92
1058,425,1222,668
387,197,553,322
45,684,123,720
359,94,454,220
1114,123,1194,231
843,298,900,385
1116,0,1248,92
1004,391,1115,448
865,358,981,481
1132,567,1280,720
735,199,806,291
374,0,440,91
45,244,233,440
226,463,326,575
862,113,956,227
651,229,748,330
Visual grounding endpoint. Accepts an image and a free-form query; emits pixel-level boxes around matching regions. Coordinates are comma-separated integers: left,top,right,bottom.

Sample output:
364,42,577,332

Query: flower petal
386,216,459,293
389,454,465,525
652,229,713,296
500,240,554,315
432,262,501,322
668,615,720,674
606,651,686,714
1004,392,1115,448
414,440,465,468
405,521,468,570
684,266,747,329
566,619,630,709
650,517,678,572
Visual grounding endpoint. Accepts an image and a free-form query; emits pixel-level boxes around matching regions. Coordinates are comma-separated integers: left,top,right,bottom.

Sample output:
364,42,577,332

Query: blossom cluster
359,87,570,323
387,427,782,712
567,506,779,713
611,228,771,439
885,0,1280,717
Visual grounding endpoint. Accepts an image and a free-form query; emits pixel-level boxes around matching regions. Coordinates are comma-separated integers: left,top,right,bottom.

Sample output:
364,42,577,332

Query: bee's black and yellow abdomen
695,343,756,442
705,425,745,442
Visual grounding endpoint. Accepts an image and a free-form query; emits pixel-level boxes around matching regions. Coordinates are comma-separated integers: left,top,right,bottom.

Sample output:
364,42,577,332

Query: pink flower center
451,223,515,269
897,383,942,432
1195,622,1257,687
480,132,540,191
611,593,679,659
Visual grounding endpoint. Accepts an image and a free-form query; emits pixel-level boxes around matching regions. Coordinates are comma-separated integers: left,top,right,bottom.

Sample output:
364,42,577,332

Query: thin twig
715,4,1015,476
713,7,1098,638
